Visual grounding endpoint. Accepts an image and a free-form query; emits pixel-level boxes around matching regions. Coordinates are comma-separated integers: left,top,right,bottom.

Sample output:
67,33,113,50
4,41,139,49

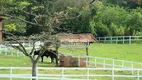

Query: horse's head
34,50,40,55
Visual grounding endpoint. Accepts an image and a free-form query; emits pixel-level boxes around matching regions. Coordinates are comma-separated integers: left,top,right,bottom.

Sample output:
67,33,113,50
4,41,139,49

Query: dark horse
34,49,58,66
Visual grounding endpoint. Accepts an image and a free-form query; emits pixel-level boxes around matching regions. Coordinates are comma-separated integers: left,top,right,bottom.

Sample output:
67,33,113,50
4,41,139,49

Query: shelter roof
58,33,97,43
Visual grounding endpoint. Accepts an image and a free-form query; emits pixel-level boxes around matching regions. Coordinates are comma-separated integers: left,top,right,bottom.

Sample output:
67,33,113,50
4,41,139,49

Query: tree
57,6,91,34
89,1,129,36
0,0,92,80
4,32,60,80
125,7,142,36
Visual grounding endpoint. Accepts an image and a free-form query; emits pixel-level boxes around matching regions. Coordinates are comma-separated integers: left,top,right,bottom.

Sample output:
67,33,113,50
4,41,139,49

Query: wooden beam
0,17,4,41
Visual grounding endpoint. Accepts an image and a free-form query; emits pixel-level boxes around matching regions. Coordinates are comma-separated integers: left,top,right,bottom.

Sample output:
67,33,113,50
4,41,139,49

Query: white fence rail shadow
97,36,142,44
0,67,142,80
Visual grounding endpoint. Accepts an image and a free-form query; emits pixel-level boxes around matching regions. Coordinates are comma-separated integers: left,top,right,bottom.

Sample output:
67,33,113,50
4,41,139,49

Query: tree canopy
1,0,142,37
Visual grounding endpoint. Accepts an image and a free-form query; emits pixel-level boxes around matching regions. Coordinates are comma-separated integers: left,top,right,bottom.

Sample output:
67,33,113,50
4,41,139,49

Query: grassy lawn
0,43,142,80
0,55,57,67
89,43,142,62
59,43,142,62
1,43,142,67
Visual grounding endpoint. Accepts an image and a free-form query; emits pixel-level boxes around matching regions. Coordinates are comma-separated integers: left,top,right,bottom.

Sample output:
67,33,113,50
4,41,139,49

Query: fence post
98,37,100,42
112,59,115,68
131,63,134,75
62,67,64,80
94,57,97,67
112,67,114,80
5,46,7,56
87,68,89,80
104,37,106,43
103,59,106,68
110,37,112,44
36,67,38,80
122,61,124,71
30,73,32,80
137,69,140,80
116,37,118,44
129,36,131,44
10,67,12,80
10,48,13,56
78,55,80,67
0,45,1,54
123,36,125,44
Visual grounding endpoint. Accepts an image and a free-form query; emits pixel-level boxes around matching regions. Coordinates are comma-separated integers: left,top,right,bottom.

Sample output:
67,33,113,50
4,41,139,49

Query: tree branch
30,40,36,55
90,0,95,4
0,13,43,27
3,32,30,57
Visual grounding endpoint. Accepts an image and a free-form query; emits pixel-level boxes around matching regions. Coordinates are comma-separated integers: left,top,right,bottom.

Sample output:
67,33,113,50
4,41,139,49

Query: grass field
0,43,142,80
59,43,142,62
89,43,142,62
0,43,142,66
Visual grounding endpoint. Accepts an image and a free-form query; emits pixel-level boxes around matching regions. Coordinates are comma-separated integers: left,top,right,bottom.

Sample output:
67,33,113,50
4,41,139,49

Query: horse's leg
55,57,58,66
51,57,54,63
41,56,44,62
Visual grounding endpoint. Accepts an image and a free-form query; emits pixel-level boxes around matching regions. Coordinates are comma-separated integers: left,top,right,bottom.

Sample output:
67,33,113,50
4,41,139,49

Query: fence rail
0,67,142,80
97,36,142,44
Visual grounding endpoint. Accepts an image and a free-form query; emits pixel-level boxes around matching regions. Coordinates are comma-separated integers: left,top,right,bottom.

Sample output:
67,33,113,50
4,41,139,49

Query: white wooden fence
0,67,141,80
87,56,142,69
97,36,142,44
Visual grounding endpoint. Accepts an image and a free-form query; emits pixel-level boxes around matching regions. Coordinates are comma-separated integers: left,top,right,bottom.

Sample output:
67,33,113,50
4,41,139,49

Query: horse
34,49,58,66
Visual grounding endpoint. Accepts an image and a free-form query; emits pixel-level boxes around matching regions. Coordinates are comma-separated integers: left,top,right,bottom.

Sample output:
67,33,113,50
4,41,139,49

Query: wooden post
85,42,89,66
86,46,88,56
0,17,4,42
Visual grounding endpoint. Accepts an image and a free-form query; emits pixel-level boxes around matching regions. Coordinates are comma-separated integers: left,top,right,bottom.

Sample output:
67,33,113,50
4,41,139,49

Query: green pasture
0,43,142,80
0,43,142,67
59,43,142,62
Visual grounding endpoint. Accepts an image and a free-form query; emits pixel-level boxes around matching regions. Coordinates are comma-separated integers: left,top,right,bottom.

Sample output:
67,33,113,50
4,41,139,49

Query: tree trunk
32,61,38,80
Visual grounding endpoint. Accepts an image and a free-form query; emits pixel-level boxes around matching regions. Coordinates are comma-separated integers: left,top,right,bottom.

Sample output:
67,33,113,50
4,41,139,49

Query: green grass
0,43,142,80
59,43,142,62
0,55,31,67
1,43,141,67
89,43,142,62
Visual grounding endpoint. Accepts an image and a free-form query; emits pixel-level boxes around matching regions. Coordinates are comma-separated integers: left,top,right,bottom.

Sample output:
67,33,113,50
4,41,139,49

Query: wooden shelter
58,33,97,57
0,16,4,41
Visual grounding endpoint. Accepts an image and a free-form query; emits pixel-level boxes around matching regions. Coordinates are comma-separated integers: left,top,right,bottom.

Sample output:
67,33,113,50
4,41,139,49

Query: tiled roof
58,33,97,42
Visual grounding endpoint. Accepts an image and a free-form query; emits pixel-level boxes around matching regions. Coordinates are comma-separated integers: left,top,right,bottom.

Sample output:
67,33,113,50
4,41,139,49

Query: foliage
0,0,92,35
89,1,142,36
1,0,142,37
